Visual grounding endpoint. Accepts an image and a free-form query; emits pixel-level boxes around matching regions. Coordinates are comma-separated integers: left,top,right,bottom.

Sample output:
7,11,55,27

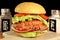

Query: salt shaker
1,8,12,32
49,10,60,33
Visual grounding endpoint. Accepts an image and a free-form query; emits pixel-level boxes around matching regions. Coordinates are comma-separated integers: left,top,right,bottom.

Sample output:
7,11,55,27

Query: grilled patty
13,20,48,32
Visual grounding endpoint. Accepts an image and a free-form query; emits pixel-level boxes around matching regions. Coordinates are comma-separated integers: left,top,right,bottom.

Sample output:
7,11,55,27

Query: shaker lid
51,10,60,15
1,8,10,15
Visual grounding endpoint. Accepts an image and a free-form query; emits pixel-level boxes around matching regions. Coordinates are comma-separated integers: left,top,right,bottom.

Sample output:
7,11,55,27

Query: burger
12,2,48,37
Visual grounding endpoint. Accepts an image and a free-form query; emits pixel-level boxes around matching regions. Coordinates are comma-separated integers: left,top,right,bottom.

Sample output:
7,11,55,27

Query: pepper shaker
1,8,12,32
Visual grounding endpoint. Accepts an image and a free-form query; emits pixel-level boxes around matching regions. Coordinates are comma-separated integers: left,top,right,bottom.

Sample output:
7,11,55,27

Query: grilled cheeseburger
12,2,48,37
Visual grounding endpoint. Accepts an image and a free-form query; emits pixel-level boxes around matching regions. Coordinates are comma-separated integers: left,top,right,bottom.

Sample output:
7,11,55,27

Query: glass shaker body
49,10,60,33
1,8,12,32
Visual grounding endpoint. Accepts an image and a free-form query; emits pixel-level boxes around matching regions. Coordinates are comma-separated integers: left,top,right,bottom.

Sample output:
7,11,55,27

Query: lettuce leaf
18,32,37,37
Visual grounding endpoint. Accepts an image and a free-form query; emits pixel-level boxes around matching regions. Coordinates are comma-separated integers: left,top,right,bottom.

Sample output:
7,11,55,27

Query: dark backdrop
0,0,60,17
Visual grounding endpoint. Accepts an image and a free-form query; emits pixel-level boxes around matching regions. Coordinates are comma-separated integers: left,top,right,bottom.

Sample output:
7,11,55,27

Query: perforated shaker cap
51,10,60,16
1,8,10,15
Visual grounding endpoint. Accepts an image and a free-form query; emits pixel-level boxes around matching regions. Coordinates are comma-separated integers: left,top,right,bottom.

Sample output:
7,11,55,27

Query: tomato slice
14,13,48,20
38,14,48,20
14,13,28,17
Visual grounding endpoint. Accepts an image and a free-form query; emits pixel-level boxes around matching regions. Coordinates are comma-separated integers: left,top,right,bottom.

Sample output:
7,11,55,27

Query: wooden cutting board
0,31,60,40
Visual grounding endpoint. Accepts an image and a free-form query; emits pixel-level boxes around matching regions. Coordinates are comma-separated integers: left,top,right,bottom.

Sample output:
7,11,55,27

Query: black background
0,0,60,17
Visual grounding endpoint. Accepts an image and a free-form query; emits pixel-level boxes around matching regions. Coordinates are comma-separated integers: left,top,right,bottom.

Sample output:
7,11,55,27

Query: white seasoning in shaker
49,10,60,34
